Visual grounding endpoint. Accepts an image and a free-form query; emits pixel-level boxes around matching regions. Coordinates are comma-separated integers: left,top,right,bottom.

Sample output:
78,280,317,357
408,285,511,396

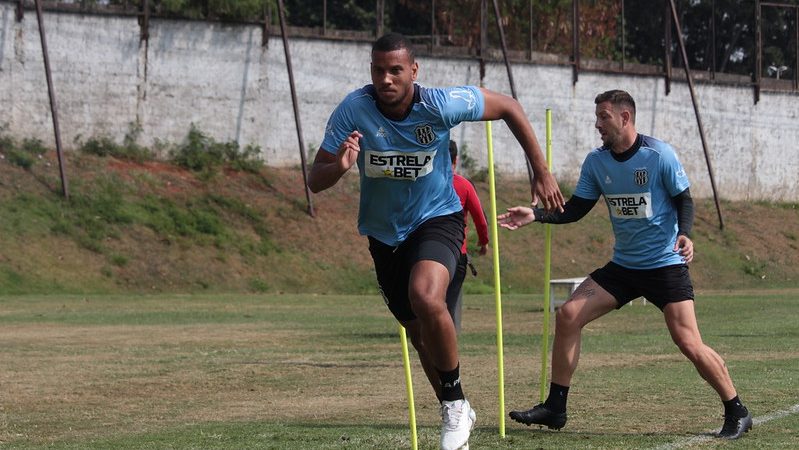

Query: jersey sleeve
424,86,485,129
659,145,691,196
573,153,602,200
320,98,357,155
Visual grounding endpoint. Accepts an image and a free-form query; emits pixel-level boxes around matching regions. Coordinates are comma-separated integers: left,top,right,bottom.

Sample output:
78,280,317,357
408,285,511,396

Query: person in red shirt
446,140,490,332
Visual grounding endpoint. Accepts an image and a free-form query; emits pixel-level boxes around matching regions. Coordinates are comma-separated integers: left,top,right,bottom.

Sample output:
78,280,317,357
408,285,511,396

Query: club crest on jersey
634,169,648,186
414,124,435,145
365,150,436,181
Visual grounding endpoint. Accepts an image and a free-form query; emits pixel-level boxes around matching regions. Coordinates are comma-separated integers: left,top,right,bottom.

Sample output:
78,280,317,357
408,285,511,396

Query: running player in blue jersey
308,33,564,450
498,90,751,440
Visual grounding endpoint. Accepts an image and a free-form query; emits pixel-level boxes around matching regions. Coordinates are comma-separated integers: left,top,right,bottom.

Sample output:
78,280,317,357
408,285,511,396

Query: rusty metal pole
755,0,761,104
490,0,535,187
491,0,516,99
431,0,437,50
34,0,68,199
621,0,625,71
795,6,798,91
668,0,724,230
710,0,716,80
572,0,579,85
480,0,488,60
375,0,384,38
277,0,315,217
529,0,534,60
262,3,270,47
140,0,149,41
664,0,672,95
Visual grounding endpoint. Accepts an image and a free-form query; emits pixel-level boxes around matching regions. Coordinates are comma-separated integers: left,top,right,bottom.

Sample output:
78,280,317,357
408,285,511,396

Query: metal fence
9,0,799,102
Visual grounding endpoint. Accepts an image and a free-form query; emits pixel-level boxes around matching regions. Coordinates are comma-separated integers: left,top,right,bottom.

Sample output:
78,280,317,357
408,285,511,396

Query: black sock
438,364,465,402
723,395,748,417
544,382,569,413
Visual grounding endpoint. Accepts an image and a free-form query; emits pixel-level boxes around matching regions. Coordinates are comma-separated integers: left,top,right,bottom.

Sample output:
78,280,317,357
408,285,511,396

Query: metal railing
8,0,798,101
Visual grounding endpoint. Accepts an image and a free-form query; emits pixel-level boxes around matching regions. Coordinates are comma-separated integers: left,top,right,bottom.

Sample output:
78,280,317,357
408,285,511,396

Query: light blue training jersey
574,134,691,269
321,84,485,246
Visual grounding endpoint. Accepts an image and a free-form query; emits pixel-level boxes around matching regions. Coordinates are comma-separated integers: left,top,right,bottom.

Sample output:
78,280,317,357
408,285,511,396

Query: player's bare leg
664,300,736,397
551,279,618,385
403,320,442,400
663,300,752,439
408,260,458,371
510,278,616,429
409,260,475,449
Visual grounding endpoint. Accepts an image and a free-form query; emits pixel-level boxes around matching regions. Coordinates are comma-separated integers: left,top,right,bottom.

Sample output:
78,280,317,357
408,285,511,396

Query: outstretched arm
498,195,597,230
307,131,362,193
479,88,565,213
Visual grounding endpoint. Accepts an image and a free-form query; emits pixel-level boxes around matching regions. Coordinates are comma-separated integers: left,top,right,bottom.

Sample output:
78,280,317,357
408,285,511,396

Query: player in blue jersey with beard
499,90,752,439
308,33,564,450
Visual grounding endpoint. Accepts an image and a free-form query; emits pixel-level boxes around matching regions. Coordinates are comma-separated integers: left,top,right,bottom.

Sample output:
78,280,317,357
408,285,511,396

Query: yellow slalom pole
539,109,553,403
399,325,418,450
485,120,506,438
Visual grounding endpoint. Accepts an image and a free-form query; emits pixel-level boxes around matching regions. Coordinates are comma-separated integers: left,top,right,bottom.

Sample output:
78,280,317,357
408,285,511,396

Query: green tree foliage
153,0,269,21
90,0,798,81
663,0,757,76
627,0,795,79
761,3,797,80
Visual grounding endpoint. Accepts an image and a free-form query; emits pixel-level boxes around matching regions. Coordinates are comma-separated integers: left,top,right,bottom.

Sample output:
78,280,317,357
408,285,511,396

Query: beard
600,131,618,149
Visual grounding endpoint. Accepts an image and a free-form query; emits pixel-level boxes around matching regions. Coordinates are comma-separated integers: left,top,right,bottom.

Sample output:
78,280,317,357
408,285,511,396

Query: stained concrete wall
1,4,797,201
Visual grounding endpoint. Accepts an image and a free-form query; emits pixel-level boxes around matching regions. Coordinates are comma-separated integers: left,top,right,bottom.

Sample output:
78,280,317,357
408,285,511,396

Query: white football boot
439,398,476,450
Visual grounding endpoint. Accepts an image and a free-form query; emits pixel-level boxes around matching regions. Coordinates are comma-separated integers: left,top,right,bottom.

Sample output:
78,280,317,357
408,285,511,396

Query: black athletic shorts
368,211,465,322
589,261,694,311
445,253,468,312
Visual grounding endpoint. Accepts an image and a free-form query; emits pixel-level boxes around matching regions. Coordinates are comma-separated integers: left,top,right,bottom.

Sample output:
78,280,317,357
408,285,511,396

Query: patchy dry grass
1,152,798,296
0,291,797,448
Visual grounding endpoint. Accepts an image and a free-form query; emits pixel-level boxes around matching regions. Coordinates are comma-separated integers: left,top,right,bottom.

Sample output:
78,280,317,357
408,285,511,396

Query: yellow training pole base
399,325,418,450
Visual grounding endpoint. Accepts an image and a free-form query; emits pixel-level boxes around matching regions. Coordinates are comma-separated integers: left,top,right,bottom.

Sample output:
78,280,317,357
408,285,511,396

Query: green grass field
1,290,797,449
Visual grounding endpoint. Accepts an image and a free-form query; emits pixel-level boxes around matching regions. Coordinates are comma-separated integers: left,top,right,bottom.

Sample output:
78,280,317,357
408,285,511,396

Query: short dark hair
595,89,636,122
372,33,415,61
449,140,458,164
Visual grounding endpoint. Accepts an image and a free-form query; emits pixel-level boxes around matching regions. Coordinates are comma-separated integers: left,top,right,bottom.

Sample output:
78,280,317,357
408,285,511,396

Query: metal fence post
668,0,725,230
572,0,580,85
277,0,315,218
664,0,672,96
34,0,69,199
755,0,761,104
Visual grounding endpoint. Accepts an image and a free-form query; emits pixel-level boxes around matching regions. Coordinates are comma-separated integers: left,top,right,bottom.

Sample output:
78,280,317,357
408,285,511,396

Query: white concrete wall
1,3,797,201
0,8,141,144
